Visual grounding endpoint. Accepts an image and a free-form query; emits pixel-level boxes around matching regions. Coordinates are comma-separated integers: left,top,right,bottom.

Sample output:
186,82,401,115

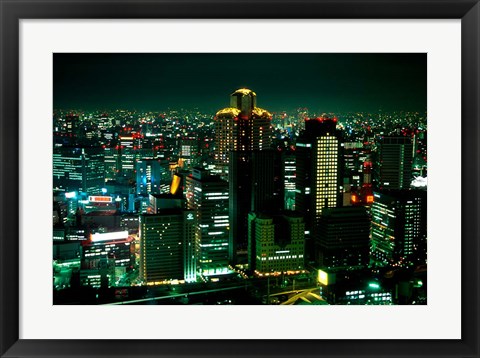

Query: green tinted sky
54,53,426,113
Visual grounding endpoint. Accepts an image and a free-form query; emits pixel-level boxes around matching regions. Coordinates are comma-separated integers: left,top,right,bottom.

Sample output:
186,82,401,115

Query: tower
214,89,272,176
295,116,342,263
375,135,413,190
185,168,230,277
215,89,274,264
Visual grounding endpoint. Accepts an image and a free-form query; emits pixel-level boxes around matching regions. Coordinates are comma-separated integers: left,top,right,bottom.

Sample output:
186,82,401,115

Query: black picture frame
1,1,478,357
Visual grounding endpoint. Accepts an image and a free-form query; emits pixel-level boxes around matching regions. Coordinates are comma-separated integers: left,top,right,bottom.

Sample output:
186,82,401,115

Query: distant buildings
52,100,428,306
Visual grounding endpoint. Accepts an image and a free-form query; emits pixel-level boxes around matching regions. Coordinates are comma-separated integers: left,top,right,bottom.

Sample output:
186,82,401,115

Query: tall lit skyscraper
185,168,230,277
375,135,413,190
371,190,427,266
214,88,272,176
295,116,342,262
214,89,274,263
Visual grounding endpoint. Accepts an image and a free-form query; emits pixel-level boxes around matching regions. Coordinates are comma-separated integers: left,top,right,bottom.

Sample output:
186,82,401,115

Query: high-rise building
371,190,427,266
248,211,305,276
136,159,169,195
179,137,199,169
228,150,283,263
316,206,370,269
375,135,413,190
53,147,105,195
104,147,120,181
214,89,274,264
214,88,272,176
139,210,196,284
283,152,296,210
118,135,136,179
295,116,342,262
342,141,370,189
250,150,284,213
185,168,230,277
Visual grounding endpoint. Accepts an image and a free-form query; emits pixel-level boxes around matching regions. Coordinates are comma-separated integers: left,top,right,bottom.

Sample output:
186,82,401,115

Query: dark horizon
53,53,427,113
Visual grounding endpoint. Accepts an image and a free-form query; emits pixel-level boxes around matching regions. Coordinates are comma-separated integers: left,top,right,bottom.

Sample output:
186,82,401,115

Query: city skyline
54,53,426,113
53,54,427,306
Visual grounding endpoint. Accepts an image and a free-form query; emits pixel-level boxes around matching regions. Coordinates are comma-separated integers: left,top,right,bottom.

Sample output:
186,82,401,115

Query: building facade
53,147,105,195
371,190,427,266
316,206,370,269
295,116,342,263
139,210,196,284
248,211,305,275
214,89,275,263
375,135,413,190
185,168,230,277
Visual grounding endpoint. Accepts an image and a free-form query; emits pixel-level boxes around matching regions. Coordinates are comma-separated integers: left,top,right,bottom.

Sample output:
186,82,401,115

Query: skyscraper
215,89,274,263
185,168,230,277
104,147,120,181
136,159,168,195
375,135,413,190
295,116,342,263
283,152,296,210
179,137,199,169
370,190,427,266
214,88,272,176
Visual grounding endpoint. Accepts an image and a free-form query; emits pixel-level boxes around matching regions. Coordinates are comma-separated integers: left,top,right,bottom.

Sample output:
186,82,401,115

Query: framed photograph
1,0,479,357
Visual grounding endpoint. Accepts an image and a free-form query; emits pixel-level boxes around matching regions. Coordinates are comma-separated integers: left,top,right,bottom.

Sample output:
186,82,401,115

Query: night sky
53,53,426,113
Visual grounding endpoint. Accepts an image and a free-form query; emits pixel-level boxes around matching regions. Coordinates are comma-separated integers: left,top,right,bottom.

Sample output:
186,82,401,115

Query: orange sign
88,196,112,203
